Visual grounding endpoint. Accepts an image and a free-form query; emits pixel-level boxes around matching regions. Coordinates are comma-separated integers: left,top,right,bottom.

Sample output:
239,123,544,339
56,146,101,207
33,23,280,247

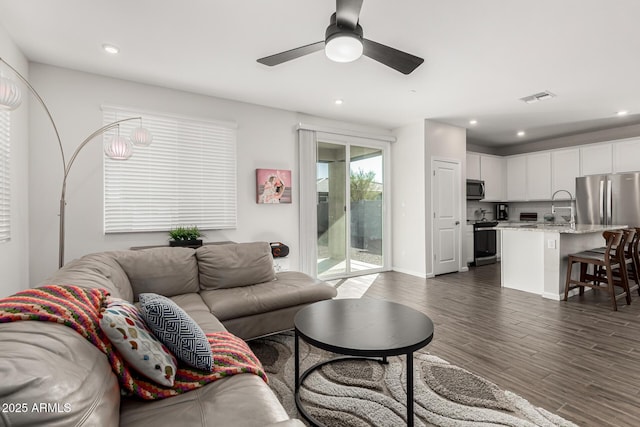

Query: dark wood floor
345,263,640,427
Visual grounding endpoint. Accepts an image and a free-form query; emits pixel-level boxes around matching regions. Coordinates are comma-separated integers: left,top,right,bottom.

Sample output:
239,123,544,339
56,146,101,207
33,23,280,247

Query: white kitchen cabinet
506,156,527,201
581,143,612,176
551,148,580,199
526,152,552,200
466,224,474,265
613,138,640,173
480,155,505,201
466,153,481,180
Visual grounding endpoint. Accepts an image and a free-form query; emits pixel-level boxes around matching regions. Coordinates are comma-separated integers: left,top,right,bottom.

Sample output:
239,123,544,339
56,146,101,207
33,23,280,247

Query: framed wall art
256,169,291,204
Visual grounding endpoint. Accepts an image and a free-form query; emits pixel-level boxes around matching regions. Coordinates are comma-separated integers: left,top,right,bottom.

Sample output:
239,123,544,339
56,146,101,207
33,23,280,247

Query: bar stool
631,227,640,295
623,227,640,296
564,230,631,311
588,228,639,296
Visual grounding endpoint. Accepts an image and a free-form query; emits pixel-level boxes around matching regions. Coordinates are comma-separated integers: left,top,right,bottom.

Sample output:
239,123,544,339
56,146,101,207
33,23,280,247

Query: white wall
0,25,29,296
391,121,426,277
28,63,392,285
424,119,467,277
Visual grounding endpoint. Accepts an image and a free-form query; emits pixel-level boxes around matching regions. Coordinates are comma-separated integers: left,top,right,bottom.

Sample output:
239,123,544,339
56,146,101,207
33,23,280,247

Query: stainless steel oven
473,221,498,266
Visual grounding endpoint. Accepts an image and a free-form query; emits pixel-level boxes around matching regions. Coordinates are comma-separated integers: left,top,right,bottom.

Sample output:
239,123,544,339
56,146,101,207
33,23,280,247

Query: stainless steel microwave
466,179,485,200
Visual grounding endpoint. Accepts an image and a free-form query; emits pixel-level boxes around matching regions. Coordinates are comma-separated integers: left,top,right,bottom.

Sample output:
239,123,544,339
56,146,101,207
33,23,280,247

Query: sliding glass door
316,140,386,279
317,142,347,276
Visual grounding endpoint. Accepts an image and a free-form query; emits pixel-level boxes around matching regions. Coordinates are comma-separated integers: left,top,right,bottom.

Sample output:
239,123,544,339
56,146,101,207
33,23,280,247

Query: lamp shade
104,135,133,160
130,126,153,146
0,76,22,111
325,33,363,63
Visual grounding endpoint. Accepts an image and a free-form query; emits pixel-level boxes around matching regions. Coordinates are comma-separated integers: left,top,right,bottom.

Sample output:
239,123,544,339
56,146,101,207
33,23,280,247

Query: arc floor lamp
0,57,153,267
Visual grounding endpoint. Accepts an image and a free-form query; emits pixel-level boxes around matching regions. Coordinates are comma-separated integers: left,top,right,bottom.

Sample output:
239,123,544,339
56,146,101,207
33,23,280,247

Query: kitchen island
497,223,628,300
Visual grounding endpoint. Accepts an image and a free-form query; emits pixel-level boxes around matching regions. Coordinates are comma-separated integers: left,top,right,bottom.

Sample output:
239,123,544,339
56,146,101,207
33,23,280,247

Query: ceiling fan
257,0,424,75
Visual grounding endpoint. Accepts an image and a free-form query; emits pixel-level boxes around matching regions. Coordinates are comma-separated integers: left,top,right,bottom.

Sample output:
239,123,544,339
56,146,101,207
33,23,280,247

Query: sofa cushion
139,293,214,372
200,271,337,321
42,252,133,301
197,242,275,290
115,247,199,299
120,374,290,427
0,321,120,427
169,293,228,334
100,297,177,387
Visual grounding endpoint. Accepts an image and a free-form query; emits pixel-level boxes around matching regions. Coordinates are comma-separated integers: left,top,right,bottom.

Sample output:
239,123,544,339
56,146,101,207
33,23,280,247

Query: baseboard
543,287,592,301
459,267,469,272
391,267,428,279
542,292,562,300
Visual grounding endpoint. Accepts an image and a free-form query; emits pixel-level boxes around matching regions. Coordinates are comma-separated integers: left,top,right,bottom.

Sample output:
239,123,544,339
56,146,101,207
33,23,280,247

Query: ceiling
1,0,640,147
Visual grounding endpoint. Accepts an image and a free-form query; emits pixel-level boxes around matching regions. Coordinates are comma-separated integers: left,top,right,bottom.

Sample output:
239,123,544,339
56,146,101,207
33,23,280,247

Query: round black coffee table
294,298,434,427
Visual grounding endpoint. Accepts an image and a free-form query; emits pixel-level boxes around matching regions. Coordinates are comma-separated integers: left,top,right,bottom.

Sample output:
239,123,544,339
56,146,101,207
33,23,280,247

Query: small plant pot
169,239,203,247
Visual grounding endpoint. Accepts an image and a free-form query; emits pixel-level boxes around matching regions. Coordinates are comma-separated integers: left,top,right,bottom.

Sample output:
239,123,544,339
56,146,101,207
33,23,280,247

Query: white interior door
433,160,461,275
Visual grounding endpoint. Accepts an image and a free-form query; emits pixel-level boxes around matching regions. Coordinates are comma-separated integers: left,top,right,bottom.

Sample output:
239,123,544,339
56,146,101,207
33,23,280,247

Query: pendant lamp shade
104,135,133,160
130,126,153,146
0,76,22,111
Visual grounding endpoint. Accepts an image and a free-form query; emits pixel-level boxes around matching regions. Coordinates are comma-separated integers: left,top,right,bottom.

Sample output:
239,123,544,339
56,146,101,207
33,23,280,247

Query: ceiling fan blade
336,0,363,29
257,41,325,66
362,39,424,75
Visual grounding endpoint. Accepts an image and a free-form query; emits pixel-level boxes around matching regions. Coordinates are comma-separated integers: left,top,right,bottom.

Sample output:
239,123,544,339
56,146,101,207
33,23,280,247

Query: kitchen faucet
551,189,575,227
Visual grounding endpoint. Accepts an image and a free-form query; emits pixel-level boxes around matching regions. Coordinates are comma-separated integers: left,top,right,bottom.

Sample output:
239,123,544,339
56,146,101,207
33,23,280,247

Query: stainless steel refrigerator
576,172,640,227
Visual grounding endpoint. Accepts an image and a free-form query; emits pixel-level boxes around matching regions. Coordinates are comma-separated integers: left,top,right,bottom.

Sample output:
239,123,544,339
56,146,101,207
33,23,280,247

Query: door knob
455,221,460,225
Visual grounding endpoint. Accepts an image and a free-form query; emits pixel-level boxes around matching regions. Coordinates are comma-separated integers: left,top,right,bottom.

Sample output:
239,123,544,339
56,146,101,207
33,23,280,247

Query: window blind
0,110,10,243
103,107,237,233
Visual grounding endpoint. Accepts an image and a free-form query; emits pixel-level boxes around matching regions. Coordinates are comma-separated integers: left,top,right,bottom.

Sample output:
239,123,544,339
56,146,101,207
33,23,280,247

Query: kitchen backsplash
466,200,573,222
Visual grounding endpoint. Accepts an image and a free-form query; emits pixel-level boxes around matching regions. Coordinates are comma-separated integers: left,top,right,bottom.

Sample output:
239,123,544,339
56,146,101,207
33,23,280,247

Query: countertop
495,223,628,234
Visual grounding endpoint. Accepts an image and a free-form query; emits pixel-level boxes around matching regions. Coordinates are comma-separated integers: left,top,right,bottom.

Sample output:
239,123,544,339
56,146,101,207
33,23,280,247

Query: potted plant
168,225,204,247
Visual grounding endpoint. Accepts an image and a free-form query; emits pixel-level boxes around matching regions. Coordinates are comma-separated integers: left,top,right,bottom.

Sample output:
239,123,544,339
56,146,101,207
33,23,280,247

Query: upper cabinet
465,153,504,200
613,138,640,173
468,137,640,202
480,155,505,201
551,148,580,199
526,152,552,200
506,152,552,201
466,153,481,180
506,156,527,201
581,143,612,176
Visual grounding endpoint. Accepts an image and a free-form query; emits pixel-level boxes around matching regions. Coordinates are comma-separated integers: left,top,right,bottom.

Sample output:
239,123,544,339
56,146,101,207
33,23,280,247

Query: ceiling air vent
520,91,556,104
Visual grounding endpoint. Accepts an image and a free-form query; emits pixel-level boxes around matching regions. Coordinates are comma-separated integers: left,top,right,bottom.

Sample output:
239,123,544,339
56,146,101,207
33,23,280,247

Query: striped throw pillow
138,293,213,372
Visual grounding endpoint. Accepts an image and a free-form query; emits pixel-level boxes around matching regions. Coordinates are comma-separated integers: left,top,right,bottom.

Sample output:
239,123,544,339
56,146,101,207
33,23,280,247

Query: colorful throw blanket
0,285,267,400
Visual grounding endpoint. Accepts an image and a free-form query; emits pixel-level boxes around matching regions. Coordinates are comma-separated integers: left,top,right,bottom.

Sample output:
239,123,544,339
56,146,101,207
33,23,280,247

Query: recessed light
102,44,120,54
469,119,478,125
617,110,629,116
517,131,526,137
334,99,343,105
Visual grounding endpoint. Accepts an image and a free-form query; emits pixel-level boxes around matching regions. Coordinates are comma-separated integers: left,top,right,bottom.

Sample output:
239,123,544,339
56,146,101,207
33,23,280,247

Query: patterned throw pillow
138,293,214,372
100,297,177,387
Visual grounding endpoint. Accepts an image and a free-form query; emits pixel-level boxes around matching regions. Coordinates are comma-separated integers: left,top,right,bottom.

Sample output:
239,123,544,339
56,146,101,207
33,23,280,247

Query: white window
103,106,237,233
0,110,10,243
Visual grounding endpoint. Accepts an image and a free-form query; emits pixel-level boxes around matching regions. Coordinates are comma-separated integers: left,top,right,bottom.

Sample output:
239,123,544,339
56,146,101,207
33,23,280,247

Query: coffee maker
496,203,509,220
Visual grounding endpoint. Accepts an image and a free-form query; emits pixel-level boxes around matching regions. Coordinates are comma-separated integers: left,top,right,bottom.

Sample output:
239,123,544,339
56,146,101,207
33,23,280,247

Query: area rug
249,332,577,427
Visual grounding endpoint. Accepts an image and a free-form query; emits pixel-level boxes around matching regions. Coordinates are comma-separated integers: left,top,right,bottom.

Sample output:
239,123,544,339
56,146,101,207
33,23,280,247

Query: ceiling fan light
325,34,363,63
0,76,22,111
104,135,133,160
